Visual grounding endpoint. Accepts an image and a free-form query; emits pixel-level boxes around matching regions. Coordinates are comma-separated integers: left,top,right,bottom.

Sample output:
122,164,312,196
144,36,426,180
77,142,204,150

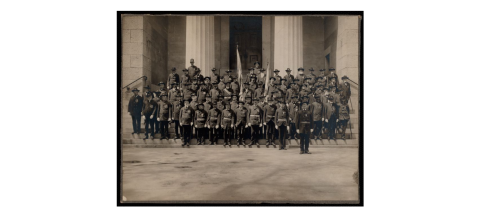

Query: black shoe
151,137,154,140
143,137,148,140
305,151,311,154
132,132,135,135
300,151,304,154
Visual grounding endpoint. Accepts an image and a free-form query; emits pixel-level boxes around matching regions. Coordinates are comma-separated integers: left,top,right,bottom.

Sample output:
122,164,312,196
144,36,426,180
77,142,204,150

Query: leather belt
301,121,310,123
250,115,260,116
267,115,274,117
278,119,287,121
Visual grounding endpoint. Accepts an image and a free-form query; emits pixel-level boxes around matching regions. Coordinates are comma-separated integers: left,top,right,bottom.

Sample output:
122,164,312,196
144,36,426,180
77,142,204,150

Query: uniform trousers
223,127,233,144
313,121,323,138
172,120,182,138
182,125,192,145
299,133,310,152
266,121,276,143
144,116,155,137
289,123,297,139
251,125,260,144
131,114,141,133
327,116,337,139
209,127,219,143
159,121,169,138
278,125,287,149
339,119,349,137
236,123,246,143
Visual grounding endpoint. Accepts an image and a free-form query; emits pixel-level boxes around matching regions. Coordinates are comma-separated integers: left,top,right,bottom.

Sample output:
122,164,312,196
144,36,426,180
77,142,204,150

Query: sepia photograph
118,11,363,205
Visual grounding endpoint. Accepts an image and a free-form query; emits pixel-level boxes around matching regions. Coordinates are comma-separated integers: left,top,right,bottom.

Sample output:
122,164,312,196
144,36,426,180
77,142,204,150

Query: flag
263,61,270,97
237,45,243,96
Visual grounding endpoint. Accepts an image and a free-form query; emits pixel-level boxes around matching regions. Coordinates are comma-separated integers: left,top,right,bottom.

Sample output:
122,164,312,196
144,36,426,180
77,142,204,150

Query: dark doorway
229,16,262,75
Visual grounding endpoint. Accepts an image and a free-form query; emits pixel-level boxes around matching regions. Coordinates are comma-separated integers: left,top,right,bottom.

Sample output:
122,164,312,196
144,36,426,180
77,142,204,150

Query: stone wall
143,16,168,85
303,16,325,75
122,15,144,91
324,16,338,73
167,16,186,73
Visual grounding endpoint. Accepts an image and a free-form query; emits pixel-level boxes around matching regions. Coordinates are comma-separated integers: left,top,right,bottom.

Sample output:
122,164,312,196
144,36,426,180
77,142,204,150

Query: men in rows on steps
128,88,143,135
235,101,249,147
337,75,352,102
171,94,183,139
275,99,289,150
311,95,324,140
168,83,181,102
326,68,338,87
296,101,313,154
194,103,208,145
337,98,350,140
210,82,221,103
203,95,214,112
221,103,236,147
142,92,158,140
157,94,172,140
248,98,263,147
207,101,223,145
167,67,179,89
288,96,299,140
180,68,190,90
179,99,194,146
264,97,277,148
324,95,338,141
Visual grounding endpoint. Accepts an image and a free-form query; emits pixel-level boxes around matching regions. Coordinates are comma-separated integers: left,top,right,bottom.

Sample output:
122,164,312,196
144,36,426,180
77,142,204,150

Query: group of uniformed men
128,59,352,154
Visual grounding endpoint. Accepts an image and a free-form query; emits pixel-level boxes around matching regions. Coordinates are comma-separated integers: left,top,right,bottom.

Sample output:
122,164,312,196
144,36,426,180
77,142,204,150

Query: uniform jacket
235,106,249,126
272,74,282,85
296,74,305,87
264,104,277,123
247,105,263,125
157,100,172,121
211,74,220,84
197,89,208,103
180,74,191,89
167,73,179,87
295,108,314,134
285,88,298,103
254,87,264,99
203,101,214,112
207,108,222,126
337,82,351,99
128,95,143,115
171,100,183,120
231,81,240,95
310,101,323,121
338,104,350,120
179,106,195,125
194,109,208,128
284,74,295,87
275,106,289,126
324,102,337,120
221,109,236,128
209,88,220,103
222,88,234,102
142,99,158,117
187,65,198,77
168,89,181,103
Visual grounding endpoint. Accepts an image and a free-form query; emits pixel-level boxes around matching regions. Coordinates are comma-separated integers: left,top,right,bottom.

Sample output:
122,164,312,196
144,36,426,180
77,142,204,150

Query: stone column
274,16,303,77
186,16,215,77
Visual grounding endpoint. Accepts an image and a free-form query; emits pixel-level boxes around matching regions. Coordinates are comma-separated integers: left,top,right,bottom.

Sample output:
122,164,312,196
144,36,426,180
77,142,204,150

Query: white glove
195,125,197,128
275,125,278,130
142,116,145,120
216,125,219,129
248,123,251,127
336,119,339,122
150,115,153,119
322,118,324,121
310,129,313,133
157,118,160,121
325,119,328,123
287,126,290,131
296,129,300,134
191,122,193,126
168,118,171,121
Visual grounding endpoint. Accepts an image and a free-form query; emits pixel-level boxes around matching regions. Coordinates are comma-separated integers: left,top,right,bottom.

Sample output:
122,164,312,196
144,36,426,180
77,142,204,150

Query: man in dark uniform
211,68,220,84
197,84,208,103
168,83,181,103
327,68,339,87
179,99,194,146
296,101,313,154
209,82,220,104
222,82,234,103
275,100,289,150
337,75,352,103
180,68,190,90
264,97,277,148
194,103,208,145
221,103,236,147
235,101,249,147
317,69,327,87
272,69,282,85
231,76,240,95
254,81,264,99
153,89,162,134
167,67,179,89
204,95,214,112
142,93,158,140
324,96,338,141
230,95,239,110
286,79,299,104
283,68,294,87
171,94,183,139
306,68,317,85
128,88,143,135
258,96,268,139
188,59,198,77
223,70,232,84
192,68,204,84
207,101,222,145
288,96,299,140
245,67,256,84
311,95,324,140
338,98,350,140
203,77,213,92
248,98,263,147
296,67,305,88
157,94,172,140
241,82,254,101
182,84,194,101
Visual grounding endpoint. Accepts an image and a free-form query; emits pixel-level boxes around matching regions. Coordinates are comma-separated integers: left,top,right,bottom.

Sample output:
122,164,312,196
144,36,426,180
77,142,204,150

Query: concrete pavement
121,147,359,203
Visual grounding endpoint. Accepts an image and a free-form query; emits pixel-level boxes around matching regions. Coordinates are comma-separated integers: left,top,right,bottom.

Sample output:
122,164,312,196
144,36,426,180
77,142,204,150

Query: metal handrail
122,76,147,90
347,78,358,86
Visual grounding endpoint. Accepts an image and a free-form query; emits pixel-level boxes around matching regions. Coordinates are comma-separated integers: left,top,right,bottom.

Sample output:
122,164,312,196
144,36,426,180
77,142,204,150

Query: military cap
301,101,309,106
285,68,292,72
190,59,195,63
131,88,140,92
146,92,153,97
319,69,326,72
171,67,176,71
211,68,217,71
191,93,197,96
342,75,349,80
309,68,314,71
182,68,188,72
171,82,179,86
327,95,334,101
225,70,232,73
259,68,266,72
273,69,280,73
304,77,312,80
315,77,322,80
316,84,322,87
204,76,211,80
218,95,224,99
248,67,254,71
329,68,336,71
157,82,165,86
231,94,239,98
160,94,168,97
293,79,300,82
238,101,245,105
252,98,259,101
254,61,260,65
212,81,219,85
269,77,276,81
249,73,257,77
197,103,204,108
298,67,305,71
144,85,151,89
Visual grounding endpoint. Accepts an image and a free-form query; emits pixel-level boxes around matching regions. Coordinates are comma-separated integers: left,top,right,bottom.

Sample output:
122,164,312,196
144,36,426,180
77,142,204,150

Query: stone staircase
121,84,360,148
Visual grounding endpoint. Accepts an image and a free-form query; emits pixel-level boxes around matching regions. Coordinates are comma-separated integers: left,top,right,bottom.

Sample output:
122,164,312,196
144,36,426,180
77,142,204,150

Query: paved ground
121,147,359,203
